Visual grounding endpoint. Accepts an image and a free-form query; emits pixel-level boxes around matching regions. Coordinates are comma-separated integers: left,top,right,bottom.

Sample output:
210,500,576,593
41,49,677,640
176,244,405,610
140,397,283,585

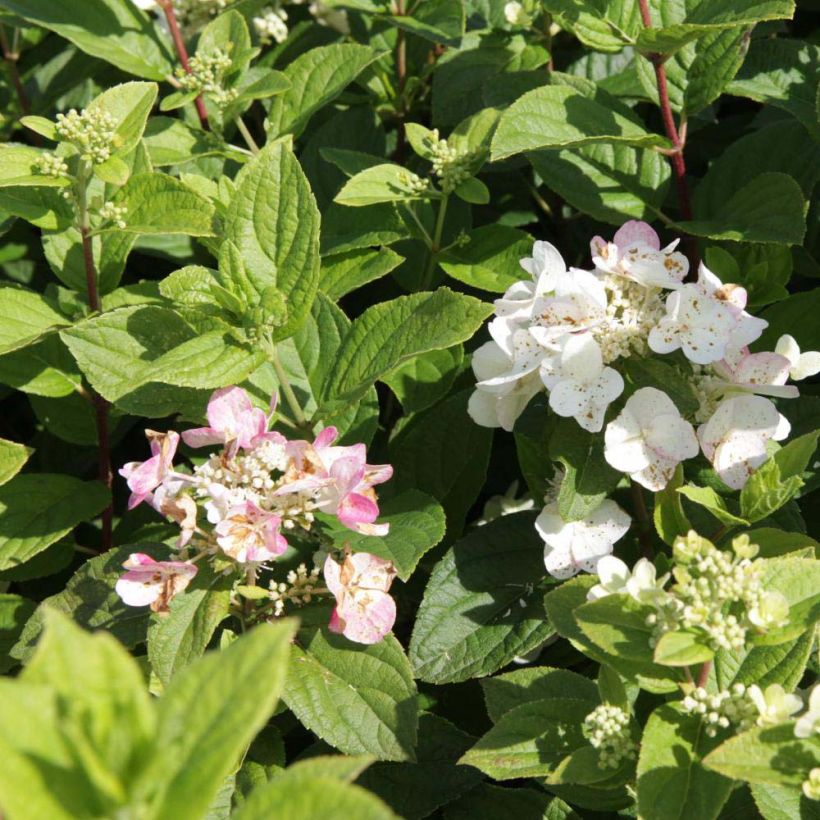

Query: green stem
235,116,260,154
270,345,311,432
419,194,448,291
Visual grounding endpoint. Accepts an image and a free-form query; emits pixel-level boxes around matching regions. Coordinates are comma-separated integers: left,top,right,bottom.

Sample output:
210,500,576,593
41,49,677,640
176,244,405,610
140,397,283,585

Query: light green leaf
225,139,321,341
637,705,734,820
320,247,403,301
113,173,216,236
409,512,555,684
459,698,592,780
88,81,158,157
678,485,749,527
653,629,714,667
751,781,820,819
574,594,657,665
753,557,820,646
545,0,641,52
0,593,35,673
267,44,381,139
389,390,493,532
653,465,692,546
0,185,73,229
148,620,297,820
382,345,464,415
491,83,667,161
0,285,67,356
322,288,492,406
703,723,820,787
147,567,233,685
0,0,174,80
0,144,67,189
283,626,418,762
321,490,445,581
0,474,109,571
142,117,232,167
440,225,532,292
335,164,432,207
0,438,30,486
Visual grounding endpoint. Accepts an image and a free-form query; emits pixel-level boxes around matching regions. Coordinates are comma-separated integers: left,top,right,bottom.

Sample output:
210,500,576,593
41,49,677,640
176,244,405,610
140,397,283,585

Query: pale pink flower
119,429,180,509
151,485,198,547
712,346,799,400
214,501,288,563
698,394,790,490
115,553,197,613
277,427,392,535
536,499,631,580
649,264,767,365
182,386,284,456
324,551,397,644
604,387,699,491
591,220,688,289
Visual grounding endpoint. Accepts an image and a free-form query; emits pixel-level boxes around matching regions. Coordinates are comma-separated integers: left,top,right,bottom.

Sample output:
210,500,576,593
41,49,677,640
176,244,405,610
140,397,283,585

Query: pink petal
313,426,338,450
613,220,660,251
339,590,396,644
328,607,344,634
323,554,343,598
337,492,380,529
181,426,224,448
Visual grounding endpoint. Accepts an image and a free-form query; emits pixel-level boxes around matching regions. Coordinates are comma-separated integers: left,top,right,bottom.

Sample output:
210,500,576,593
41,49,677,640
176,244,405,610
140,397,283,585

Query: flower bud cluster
428,131,475,193
55,108,117,164
646,532,786,653
803,769,820,801
267,562,320,616
681,684,757,737
253,6,288,44
177,49,237,106
582,704,636,769
35,151,69,179
399,169,433,196
99,200,127,229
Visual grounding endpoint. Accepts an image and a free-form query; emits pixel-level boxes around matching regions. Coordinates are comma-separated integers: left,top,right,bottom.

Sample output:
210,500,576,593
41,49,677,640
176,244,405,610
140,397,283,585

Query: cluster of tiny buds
681,684,757,737
267,563,321,616
582,704,636,769
398,169,432,197
804,768,820,801
55,108,117,164
99,201,127,229
253,6,289,44
177,49,237,106
35,151,69,179
428,130,474,193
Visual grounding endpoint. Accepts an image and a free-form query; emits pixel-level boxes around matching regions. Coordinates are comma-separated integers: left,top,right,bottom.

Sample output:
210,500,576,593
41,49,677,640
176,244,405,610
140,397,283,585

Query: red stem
0,25,38,145
630,479,653,560
81,227,113,550
638,0,698,269
392,0,407,163
697,660,712,688
158,0,210,130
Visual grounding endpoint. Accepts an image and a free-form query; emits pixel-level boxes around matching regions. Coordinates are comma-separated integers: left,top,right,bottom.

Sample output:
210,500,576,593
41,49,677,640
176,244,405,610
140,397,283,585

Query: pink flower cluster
115,386,398,643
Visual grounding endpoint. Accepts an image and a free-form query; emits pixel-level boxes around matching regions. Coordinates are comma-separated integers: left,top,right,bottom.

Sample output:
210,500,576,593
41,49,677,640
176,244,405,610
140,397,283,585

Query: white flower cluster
35,151,69,179
55,108,117,164
99,200,127,229
681,683,758,737
253,6,289,44
582,704,636,769
468,221,819,579
133,0,229,33
177,49,237,106
267,562,320,616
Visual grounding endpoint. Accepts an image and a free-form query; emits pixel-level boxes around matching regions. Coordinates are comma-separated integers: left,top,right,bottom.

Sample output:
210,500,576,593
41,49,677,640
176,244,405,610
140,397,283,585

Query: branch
630,479,654,560
157,0,210,130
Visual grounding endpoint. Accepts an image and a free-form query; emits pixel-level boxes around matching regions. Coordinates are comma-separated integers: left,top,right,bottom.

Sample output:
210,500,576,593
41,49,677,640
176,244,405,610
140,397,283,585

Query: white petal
605,410,651,474
559,333,603,381
646,414,699,462
595,555,630,587
467,389,503,429
115,577,160,607
713,430,770,489
775,334,800,366
794,351,820,380
549,379,589,419
544,543,577,579
535,503,574,553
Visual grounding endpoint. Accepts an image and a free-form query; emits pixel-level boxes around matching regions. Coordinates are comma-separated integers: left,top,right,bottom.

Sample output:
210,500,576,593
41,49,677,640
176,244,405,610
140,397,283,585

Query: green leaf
267,44,381,139
728,39,820,141
321,202,408,255
283,626,418,762
355,713,482,819
321,288,492,406
678,485,749,527
753,557,820,646
321,490,445,581
148,620,297,820
409,512,555,684
703,723,820,788
459,698,592,780
113,173,216,236
444,784,569,820
0,593,35,673
676,172,806,245
653,464,692,546
19,115,57,141
88,81,158,157
715,629,814,691
637,705,734,820
481,667,599,723
232,773,397,820
652,629,714,667
0,438,29,486
0,0,174,80
382,345,464,415
454,176,490,205
0,285,67,356
0,185,73,229
147,567,233,686
635,1,794,54
225,139,321,341
545,0,640,53
142,117,232,167
622,357,699,416
751,781,820,819
574,594,657,665
0,145,67,188
320,248,404,301
0,474,109,571
233,68,291,104
490,83,667,161
383,0,465,44
550,418,622,522
439,225,532,292
335,164,432,207
390,390,493,532
11,544,169,665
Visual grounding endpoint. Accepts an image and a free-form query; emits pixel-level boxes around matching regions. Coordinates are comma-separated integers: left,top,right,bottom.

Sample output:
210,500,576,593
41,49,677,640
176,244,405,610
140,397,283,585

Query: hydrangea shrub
0,0,818,817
